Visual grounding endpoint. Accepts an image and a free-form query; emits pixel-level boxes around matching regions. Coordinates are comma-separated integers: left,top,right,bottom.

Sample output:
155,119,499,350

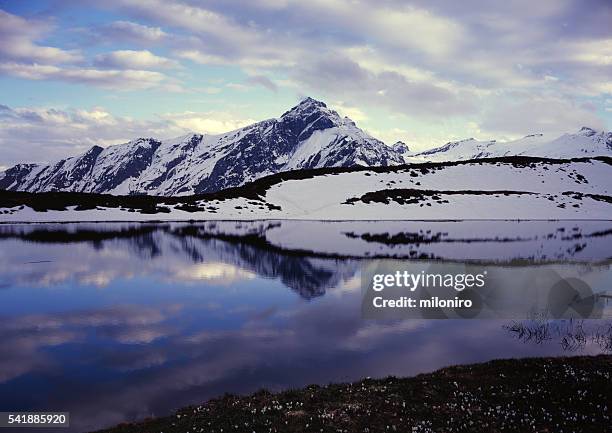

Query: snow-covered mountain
0,97,404,196
405,127,612,162
2,95,611,198
1,156,610,221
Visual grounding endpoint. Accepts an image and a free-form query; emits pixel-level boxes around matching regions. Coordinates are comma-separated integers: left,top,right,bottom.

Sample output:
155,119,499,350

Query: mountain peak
281,97,331,119
298,96,327,108
577,126,598,137
279,97,343,137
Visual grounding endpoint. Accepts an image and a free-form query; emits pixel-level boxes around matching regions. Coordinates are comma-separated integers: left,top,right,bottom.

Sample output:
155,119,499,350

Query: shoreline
95,355,611,433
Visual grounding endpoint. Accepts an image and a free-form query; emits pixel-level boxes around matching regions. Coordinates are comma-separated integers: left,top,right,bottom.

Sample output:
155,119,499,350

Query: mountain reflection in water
0,221,610,432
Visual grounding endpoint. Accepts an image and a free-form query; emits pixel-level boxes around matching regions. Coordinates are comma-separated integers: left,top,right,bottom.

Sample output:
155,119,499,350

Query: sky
0,0,611,168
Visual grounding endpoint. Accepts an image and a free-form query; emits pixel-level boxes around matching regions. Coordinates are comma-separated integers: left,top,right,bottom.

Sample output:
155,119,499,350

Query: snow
1,98,611,227
3,96,610,200
284,128,338,169
406,128,612,163
1,158,610,222
1,98,401,196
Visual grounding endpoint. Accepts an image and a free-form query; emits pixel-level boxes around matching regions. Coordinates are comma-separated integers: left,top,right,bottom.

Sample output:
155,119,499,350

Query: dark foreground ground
96,355,611,433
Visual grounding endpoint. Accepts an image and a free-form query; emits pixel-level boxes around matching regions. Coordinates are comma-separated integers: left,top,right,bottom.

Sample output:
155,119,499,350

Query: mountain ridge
0,97,404,196
1,97,611,196
405,126,612,162
1,155,610,221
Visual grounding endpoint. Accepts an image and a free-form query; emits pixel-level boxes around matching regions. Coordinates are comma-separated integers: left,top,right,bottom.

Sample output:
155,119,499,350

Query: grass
95,355,611,433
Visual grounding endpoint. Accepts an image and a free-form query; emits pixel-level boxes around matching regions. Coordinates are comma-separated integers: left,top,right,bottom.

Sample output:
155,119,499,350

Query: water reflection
0,223,360,299
0,222,610,432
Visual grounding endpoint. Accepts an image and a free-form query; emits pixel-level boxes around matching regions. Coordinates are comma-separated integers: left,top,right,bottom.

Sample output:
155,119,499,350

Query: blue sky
0,0,611,167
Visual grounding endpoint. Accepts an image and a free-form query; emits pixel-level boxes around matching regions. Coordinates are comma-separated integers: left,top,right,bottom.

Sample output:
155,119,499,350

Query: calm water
0,222,610,432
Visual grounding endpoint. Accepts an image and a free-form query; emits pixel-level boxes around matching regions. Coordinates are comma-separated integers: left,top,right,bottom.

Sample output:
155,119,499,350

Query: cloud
100,1,298,69
0,105,157,165
93,50,179,70
0,104,256,166
0,0,611,157
295,55,476,118
0,9,184,92
0,62,173,90
176,48,291,68
102,20,168,43
245,75,278,92
159,111,256,134
103,0,272,56
195,0,611,100
330,101,368,122
0,9,81,64
312,2,467,58
225,82,249,91
479,94,605,137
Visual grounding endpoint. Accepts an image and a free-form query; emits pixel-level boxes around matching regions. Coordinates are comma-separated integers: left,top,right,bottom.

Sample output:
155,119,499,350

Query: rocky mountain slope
0,98,404,196
405,127,612,162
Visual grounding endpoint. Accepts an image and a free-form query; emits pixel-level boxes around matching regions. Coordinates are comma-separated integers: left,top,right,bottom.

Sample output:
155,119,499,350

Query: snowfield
1,157,610,222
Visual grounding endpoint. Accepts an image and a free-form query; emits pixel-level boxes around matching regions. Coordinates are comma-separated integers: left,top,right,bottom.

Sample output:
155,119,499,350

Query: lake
0,221,610,432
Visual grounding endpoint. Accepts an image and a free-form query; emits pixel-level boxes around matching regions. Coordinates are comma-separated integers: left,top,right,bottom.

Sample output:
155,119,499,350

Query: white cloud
225,82,249,91
106,0,267,53
248,0,467,57
0,9,184,92
479,94,605,137
0,104,256,166
566,38,612,66
330,101,368,122
361,5,467,58
0,62,171,90
175,49,293,69
295,54,477,118
94,50,179,70
103,20,167,43
159,111,256,134
0,9,81,64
